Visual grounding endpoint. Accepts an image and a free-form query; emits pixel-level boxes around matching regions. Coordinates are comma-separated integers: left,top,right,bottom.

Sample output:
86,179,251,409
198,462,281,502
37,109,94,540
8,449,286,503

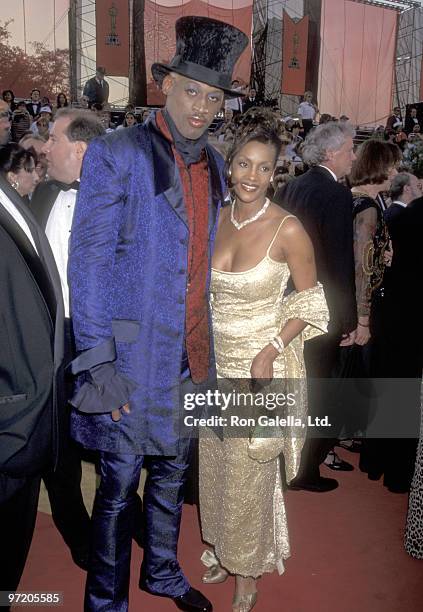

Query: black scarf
162,109,208,166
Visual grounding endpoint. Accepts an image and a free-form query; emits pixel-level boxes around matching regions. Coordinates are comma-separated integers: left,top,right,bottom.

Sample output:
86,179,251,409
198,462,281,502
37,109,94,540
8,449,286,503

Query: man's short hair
301,121,355,166
55,108,105,143
390,172,412,200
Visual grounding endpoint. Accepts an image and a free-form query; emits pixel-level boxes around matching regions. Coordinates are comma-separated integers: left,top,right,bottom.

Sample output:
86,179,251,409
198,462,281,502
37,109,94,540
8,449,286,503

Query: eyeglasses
0,111,10,119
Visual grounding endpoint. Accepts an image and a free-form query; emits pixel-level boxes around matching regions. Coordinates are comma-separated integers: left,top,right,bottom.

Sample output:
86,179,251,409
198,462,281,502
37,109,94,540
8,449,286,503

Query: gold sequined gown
199,217,329,578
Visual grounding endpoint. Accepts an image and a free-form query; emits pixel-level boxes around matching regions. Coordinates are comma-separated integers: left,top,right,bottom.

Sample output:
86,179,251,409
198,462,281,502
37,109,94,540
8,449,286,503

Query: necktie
53,180,80,191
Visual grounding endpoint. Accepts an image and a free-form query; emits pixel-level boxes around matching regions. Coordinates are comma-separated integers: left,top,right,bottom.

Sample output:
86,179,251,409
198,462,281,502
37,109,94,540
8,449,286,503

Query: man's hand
339,330,357,346
111,403,131,422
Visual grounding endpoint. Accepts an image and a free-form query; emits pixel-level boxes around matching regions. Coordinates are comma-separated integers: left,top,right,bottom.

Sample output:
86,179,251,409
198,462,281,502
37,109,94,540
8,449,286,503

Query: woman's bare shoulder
268,202,302,231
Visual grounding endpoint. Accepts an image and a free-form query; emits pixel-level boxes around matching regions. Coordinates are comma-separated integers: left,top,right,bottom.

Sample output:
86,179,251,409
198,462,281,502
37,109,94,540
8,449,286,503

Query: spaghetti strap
266,214,297,256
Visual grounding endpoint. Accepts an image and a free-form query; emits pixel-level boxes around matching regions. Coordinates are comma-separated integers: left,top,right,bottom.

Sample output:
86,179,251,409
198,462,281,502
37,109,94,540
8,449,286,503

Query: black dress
353,194,418,492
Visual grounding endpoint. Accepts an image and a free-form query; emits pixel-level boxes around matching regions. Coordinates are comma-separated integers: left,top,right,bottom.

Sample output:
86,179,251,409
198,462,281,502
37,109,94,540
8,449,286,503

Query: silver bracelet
270,336,285,354
274,335,285,351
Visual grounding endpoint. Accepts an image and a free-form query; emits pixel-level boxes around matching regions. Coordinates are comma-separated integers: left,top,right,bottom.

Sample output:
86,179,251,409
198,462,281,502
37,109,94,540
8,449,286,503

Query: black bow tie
53,180,80,192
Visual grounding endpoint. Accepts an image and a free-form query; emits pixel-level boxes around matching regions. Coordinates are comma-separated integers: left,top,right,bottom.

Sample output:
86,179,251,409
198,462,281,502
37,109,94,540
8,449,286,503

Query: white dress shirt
298,101,316,120
318,164,337,181
391,200,407,208
0,187,38,253
45,188,77,317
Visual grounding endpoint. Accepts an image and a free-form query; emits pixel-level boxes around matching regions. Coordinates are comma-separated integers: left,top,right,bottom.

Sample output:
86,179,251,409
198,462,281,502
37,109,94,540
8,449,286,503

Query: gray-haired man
275,121,357,492
29,109,105,569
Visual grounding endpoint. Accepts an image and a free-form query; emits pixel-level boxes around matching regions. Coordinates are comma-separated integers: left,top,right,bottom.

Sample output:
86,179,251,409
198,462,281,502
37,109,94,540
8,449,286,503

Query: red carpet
17,451,422,611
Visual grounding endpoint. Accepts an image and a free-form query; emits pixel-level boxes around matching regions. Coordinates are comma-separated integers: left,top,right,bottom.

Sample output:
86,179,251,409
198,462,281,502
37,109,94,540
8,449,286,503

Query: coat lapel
145,118,226,234
146,119,188,227
30,181,61,230
206,144,225,238
0,174,63,322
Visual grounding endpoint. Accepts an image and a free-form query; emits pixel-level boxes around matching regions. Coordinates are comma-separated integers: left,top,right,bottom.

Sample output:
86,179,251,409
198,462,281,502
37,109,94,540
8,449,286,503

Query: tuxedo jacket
30,181,64,230
274,166,357,336
384,202,407,239
386,114,402,130
26,101,41,118
404,116,421,135
68,115,226,456
83,77,110,106
384,198,423,374
388,198,423,294
0,175,64,479
243,97,261,113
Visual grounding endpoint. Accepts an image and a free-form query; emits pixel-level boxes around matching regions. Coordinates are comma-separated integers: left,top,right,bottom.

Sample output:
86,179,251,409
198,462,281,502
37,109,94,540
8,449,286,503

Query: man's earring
12,180,19,190
227,167,232,179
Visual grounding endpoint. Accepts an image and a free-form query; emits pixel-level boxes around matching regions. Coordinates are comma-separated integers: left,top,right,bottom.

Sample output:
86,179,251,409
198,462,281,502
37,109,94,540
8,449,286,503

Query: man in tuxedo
404,107,421,135
382,171,422,378
383,173,422,371
385,172,422,234
378,183,423,492
386,106,403,131
26,88,42,119
30,109,105,570
83,66,110,107
0,170,64,594
274,121,357,492
243,87,260,112
389,195,423,375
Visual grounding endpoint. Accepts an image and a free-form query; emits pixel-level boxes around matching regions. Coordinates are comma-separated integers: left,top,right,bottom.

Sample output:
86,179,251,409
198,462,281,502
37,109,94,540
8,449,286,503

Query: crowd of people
0,14,422,612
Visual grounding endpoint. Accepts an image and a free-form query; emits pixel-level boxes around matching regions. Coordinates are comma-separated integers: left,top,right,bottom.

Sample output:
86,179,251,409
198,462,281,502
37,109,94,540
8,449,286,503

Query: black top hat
152,16,249,98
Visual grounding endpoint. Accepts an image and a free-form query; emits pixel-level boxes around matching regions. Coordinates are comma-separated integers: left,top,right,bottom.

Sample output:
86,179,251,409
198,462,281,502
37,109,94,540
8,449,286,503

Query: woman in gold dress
199,109,329,611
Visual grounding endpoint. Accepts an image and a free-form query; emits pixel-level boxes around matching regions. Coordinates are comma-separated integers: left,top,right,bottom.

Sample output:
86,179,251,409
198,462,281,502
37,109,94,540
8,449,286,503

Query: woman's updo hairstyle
225,107,284,183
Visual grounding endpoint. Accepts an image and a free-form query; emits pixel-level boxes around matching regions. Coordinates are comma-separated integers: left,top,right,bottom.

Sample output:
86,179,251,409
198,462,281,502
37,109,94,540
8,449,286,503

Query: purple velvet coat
68,115,226,455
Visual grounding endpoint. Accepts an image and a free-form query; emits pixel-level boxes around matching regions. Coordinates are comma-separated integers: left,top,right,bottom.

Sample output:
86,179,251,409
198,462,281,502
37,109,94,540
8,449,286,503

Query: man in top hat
68,16,248,612
83,66,109,107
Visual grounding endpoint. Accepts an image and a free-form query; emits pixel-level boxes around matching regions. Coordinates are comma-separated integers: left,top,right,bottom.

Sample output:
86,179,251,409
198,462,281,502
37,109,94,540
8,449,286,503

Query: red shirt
156,111,210,383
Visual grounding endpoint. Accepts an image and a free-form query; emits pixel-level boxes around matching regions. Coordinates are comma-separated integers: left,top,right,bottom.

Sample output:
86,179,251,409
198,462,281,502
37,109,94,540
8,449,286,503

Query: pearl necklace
230,197,270,230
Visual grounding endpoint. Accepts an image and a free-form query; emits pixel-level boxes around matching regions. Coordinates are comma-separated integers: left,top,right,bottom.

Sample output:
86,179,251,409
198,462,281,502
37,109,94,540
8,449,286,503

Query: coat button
180,238,187,245
178,269,186,275
178,296,185,304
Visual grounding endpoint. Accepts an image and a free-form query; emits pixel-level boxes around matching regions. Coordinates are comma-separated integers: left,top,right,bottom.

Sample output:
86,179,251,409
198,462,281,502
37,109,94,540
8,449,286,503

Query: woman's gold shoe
232,591,258,612
200,549,229,584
